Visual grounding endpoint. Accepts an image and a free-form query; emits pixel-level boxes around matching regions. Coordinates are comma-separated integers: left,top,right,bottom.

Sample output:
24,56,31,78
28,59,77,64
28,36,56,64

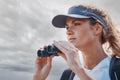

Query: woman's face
66,17,96,49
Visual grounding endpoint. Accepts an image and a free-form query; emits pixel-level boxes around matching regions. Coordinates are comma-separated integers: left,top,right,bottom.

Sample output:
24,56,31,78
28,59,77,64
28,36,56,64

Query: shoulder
109,55,120,80
60,69,75,80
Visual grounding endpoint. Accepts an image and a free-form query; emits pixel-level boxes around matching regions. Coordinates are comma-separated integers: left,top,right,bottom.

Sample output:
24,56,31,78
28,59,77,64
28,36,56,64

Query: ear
92,23,103,36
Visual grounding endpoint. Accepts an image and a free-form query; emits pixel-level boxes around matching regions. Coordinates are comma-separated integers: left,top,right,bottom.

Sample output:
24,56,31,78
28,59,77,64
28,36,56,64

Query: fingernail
53,40,58,43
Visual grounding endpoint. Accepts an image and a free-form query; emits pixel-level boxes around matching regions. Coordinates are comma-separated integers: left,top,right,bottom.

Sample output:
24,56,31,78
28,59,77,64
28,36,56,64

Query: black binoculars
37,44,61,57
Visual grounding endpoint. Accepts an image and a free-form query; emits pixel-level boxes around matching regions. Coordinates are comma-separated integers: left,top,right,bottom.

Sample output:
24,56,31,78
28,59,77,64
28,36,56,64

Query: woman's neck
83,53,107,70
79,43,107,70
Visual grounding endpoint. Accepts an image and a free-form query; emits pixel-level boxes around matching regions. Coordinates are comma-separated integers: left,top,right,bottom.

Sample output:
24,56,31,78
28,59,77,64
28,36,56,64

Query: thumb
58,52,67,60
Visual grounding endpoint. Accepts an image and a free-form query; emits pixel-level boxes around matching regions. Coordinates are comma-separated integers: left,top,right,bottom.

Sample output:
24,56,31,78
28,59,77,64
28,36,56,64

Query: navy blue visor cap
52,6,107,31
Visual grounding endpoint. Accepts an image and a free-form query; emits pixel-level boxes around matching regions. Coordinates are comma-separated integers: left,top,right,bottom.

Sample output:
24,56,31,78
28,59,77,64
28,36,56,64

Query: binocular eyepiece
37,45,61,57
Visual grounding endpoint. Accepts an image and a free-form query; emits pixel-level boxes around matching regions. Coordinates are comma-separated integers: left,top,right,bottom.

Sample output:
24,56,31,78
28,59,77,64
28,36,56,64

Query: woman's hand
53,41,95,80
33,50,53,80
53,41,82,71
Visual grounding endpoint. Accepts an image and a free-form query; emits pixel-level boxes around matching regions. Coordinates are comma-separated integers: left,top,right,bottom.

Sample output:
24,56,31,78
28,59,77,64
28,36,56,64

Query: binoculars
37,44,61,57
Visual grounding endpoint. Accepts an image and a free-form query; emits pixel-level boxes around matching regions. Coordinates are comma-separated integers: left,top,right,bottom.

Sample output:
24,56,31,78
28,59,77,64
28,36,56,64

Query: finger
41,57,47,64
45,56,53,67
56,41,79,53
36,57,42,63
49,55,54,59
54,41,77,56
48,55,54,63
60,41,78,51
54,41,71,51
54,41,79,60
58,52,67,60
53,41,69,54
36,57,47,64
35,57,42,69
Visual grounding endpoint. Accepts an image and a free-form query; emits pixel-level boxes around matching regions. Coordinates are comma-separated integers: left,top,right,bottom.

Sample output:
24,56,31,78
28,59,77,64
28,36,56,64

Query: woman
33,4,120,80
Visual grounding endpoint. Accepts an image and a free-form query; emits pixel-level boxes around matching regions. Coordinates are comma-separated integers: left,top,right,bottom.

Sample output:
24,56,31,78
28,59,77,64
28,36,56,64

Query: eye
73,22,81,26
65,25,69,30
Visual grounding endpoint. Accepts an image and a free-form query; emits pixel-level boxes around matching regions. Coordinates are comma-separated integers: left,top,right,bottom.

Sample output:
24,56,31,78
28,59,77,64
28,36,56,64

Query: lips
69,38,76,41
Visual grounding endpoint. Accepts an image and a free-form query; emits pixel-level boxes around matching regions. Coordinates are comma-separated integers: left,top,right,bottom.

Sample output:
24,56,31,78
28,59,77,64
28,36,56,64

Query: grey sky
0,0,120,80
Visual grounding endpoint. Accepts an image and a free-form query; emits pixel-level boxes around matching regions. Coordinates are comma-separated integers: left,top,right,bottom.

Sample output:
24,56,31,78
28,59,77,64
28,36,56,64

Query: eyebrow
66,18,88,26
72,19,79,24
65,19,79,26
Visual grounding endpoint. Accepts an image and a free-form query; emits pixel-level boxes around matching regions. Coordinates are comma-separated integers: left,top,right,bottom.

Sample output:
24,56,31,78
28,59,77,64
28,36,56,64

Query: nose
66,28,74,35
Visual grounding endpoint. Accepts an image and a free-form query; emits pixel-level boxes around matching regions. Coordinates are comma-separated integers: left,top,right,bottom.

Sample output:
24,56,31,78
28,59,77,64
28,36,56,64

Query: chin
68,41,80,48
71,42,79,48
74,45,80,49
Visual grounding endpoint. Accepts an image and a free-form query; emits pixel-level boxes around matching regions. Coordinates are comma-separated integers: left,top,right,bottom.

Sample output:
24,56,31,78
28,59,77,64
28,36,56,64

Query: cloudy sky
0,0,120,80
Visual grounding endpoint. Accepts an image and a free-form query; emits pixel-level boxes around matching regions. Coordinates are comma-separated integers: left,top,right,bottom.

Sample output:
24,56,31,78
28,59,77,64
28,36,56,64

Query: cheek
77,25,94,38
76,28,89,38
75,28,94,45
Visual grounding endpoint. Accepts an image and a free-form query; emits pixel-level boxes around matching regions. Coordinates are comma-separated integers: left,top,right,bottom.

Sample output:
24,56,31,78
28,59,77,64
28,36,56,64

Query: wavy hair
77,4,120,57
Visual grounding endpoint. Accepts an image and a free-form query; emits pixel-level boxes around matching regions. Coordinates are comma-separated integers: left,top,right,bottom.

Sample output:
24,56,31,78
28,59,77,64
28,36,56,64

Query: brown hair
76,4,120,57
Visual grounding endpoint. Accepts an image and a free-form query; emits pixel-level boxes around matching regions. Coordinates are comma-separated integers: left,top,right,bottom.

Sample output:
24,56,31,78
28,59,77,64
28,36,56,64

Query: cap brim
52,14,90,28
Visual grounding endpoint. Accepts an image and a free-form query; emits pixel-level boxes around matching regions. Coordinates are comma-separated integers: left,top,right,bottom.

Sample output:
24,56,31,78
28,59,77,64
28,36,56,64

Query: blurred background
0,0,120,80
